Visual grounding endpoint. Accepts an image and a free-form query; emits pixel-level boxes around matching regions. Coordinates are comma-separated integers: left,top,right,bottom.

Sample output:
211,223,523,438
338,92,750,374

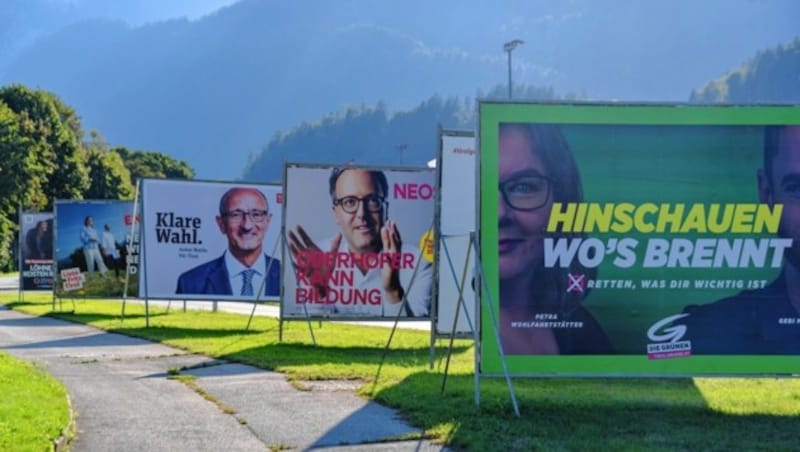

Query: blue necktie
241,269,255,296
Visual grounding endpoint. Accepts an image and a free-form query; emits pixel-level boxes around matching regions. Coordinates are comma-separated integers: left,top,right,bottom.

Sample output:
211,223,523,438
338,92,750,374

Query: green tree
85,147,135,200
0,85,91,271
82,131,134,200
0,103,34,270
0,102,50,215
114,146,195,183
0,85,90,205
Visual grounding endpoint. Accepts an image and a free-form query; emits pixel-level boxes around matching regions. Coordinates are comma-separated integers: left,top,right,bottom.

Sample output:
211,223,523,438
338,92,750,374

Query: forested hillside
690,38,800,103
240,84,558,182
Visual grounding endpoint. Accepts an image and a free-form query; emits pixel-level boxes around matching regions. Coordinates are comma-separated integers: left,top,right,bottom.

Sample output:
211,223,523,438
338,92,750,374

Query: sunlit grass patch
0,351,70,451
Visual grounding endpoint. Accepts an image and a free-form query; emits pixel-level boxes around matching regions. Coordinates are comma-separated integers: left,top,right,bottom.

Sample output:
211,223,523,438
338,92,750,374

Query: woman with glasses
498,123,613,354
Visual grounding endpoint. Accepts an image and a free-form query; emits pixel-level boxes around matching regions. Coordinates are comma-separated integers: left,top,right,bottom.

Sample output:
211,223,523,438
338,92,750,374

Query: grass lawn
0,350,70,452
3,292,800,451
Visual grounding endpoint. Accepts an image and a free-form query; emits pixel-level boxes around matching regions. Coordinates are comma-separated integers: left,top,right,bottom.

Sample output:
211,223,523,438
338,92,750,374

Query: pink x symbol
567,274,585,293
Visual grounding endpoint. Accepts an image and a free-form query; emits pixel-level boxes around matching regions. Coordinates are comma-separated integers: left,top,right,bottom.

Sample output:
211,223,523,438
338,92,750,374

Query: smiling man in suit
176,187,280,298
287,167,432,317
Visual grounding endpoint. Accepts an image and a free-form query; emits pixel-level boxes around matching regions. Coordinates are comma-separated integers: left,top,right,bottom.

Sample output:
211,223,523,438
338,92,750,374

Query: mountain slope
3,0,798,178
690,38,800,103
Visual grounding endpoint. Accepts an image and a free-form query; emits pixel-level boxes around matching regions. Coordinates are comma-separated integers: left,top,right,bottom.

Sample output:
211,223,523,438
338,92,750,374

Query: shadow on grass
2,300,166,324
371,371,800,450
51,311,170,322
30,306,465,370
4,298,464,370
4,300,168,319
4,300,55,309
100,323,269,347
106,325,471,371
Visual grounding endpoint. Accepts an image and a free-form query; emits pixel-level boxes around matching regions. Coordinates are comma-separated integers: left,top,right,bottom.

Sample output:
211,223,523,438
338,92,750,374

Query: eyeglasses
223,209,270,223
334,195,385,214
499,174,552,211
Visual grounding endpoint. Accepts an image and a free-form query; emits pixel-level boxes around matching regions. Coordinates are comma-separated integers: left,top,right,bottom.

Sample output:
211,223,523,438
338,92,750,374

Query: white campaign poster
435,130,477,335
283,164,435,319
140,179,283,301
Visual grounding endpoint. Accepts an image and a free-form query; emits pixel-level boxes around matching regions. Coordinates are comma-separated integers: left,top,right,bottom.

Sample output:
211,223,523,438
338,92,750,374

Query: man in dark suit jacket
176,187,281,298
175,252,280,296
679,125,800,354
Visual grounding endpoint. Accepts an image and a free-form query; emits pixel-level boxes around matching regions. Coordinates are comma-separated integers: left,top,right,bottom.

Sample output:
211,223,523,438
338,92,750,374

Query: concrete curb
52,392,76,452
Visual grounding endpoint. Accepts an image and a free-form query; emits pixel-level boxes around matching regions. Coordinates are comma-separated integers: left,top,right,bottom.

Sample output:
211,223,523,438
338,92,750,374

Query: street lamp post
503,39,524,99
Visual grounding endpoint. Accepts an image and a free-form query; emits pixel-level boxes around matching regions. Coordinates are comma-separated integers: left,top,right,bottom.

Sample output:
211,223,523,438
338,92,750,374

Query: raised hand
380,219,405,304
288,225,341,297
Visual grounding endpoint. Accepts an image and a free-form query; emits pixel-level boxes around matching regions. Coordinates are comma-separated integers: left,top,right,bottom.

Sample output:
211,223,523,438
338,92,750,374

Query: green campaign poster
479,102,800,376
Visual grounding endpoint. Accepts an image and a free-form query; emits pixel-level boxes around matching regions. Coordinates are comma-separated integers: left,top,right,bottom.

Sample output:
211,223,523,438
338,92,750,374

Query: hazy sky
42,0,240,23
3,0,798,179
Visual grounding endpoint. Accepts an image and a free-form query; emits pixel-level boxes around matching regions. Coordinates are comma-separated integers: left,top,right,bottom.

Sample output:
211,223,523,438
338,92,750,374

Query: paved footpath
0,305,451,451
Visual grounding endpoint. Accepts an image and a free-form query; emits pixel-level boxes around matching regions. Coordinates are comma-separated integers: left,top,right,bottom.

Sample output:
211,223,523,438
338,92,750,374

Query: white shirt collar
224,250,265,276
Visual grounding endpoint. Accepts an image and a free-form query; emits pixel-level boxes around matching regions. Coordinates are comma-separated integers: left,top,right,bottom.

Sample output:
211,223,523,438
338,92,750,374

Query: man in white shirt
176,187,281,298
288,168,432,317
101,224,121,277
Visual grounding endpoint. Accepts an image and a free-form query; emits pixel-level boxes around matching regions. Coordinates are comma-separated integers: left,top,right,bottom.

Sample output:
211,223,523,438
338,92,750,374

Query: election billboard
140,179,282,301
54,200,138,297
435,129,477,335
19,212,54,291
479,101,800,376
282,163,435,319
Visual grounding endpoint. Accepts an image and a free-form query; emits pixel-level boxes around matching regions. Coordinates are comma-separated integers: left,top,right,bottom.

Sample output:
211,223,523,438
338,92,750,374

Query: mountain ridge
3,0,798,178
